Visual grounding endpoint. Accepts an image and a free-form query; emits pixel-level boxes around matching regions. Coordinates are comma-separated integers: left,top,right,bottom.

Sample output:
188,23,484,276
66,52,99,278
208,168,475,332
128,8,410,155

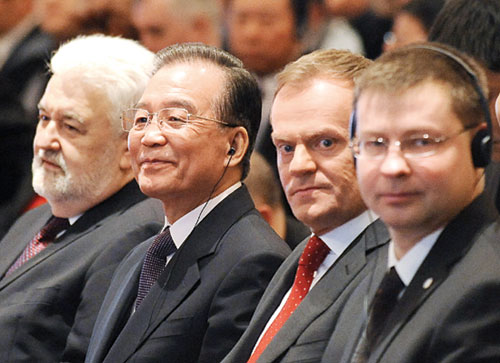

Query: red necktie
247,235,330,363
5,216,69,276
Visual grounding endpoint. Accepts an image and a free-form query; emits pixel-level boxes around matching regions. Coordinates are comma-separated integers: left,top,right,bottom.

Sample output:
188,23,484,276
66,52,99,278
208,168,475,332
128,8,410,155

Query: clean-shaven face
271,78,366,235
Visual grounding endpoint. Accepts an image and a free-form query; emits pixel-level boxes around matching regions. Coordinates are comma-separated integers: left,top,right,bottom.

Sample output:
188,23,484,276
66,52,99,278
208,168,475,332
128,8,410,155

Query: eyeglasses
121,107,234,132
350,126,476,160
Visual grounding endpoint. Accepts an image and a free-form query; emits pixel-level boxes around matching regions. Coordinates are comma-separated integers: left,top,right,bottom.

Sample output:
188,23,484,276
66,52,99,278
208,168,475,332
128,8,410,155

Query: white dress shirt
388,227,444,287
162,182,242,265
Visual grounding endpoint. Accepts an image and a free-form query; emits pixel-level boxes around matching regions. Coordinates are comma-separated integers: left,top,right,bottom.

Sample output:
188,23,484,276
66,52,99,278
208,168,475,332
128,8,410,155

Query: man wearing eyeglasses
85,43,290,363
321,43,500,362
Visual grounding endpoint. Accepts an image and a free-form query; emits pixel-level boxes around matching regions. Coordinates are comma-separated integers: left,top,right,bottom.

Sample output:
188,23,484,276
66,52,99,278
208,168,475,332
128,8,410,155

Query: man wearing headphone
321,43,500,362
85,43,290,363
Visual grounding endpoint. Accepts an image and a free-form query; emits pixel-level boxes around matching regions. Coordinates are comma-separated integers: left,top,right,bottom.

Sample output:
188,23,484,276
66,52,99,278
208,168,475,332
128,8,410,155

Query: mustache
34,150,68,172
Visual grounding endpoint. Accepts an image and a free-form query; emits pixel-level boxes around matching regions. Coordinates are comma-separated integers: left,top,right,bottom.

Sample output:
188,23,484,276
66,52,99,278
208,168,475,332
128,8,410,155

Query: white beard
32,147,118,204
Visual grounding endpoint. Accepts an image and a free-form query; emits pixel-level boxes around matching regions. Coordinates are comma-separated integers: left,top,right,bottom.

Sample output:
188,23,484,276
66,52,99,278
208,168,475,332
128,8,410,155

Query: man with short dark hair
0,35,164,363
85,43,290,363
322,43,500,362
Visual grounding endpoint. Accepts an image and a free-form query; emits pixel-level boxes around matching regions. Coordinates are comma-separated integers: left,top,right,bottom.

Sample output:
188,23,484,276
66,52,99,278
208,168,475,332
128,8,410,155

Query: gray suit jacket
0,182,164,363
222,218,389,363
85,185,291,363
322,193,500,363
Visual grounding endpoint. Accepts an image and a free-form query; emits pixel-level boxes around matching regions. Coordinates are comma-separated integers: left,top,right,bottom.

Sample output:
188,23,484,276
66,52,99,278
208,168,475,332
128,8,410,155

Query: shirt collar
166,182,242,250
388,227,443,286
318,210,376,257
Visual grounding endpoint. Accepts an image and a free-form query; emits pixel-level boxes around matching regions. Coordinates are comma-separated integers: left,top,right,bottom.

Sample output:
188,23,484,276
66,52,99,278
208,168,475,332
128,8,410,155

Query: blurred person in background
37,0,86,43
302,0,365,55
78,0,138,39
246,152,309,249
0,0,56,237
349,0,409,59
429,0,500,212
131,0,222,52
225,0,302,173
383,0,444,52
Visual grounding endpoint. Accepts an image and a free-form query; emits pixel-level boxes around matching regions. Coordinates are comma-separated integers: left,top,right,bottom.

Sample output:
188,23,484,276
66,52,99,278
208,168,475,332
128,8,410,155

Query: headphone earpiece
349,110,357,165
228,147,236,156
349,110,357,141
411,44,492,168
471,128,491,168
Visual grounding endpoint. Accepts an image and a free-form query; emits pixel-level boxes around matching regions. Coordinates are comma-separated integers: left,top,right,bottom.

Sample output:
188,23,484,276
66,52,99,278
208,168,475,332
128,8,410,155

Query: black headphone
350,44,492,168
228,147,236,156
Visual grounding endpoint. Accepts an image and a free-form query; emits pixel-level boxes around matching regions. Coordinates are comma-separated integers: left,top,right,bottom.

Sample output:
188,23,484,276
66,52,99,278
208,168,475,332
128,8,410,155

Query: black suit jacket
85,186,291,363
322,193,500,363
223,219,389,363
0,182,164,363
0,26,55,122
0,26,56,237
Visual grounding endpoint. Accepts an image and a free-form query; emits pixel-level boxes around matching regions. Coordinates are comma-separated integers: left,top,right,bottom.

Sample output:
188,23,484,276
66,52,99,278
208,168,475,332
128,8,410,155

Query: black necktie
135,228,177,309
366,266,405,352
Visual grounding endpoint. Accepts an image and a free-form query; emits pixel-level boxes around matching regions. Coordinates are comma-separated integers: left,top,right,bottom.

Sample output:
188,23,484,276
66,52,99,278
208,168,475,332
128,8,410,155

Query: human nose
379,143,411,176
289,145,316,175
239,19,261,42
33,120,60,151
140,115,167,146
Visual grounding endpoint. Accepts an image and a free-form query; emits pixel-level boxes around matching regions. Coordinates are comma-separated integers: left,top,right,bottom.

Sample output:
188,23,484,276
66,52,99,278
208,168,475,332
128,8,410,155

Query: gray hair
49,34,155,134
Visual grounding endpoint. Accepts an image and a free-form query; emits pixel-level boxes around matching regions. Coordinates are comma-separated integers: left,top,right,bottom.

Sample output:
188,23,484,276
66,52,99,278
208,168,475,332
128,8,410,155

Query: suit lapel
0,208,50,280
261,219,390,362
86,242,148,363
369,194,496,362
0,183,146,289
109,186,257,362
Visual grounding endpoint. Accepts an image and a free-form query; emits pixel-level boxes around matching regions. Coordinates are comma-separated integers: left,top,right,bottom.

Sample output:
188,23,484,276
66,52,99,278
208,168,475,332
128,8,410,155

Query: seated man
322,43,500,362
85,43,290,363
0,35,164,363
223,49,389,363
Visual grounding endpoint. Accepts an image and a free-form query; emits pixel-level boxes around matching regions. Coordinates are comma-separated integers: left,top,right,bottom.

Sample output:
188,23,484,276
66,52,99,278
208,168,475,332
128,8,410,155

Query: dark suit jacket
0,26,55,122
222,218,389,363
85,186,291,363
0,182,164,363
0,26,56,237
322,193,500,363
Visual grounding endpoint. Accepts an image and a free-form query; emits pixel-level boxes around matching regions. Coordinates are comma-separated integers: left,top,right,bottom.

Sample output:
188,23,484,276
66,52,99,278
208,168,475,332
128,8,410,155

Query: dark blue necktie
135,228,176,309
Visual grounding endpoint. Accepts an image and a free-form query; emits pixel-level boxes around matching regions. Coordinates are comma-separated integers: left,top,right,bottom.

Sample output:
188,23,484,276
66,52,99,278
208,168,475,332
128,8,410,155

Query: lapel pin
423,277,433,289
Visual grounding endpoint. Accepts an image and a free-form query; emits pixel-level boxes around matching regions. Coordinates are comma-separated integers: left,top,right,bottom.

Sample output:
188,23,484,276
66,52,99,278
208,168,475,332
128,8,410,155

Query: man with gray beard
0,34,164,363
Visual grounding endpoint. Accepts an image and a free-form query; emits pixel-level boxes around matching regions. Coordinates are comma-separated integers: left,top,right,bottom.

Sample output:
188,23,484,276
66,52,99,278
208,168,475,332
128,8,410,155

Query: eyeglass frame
349,124,479,160
121,107,236,132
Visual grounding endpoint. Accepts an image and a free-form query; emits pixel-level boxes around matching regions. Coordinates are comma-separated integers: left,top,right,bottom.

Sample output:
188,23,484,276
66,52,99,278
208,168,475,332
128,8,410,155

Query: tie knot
149,228,177,260
376,266,405,299
39,217,70,242
299,235,330,270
